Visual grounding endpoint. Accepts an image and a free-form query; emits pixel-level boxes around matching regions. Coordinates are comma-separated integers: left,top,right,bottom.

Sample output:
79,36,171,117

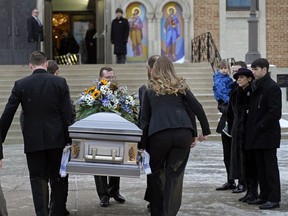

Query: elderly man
27,8,44,51
93,67,125,208
246,58,281,210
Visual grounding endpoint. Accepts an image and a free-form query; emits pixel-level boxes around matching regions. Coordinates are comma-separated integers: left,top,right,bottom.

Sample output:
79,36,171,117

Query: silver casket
67,112,142,178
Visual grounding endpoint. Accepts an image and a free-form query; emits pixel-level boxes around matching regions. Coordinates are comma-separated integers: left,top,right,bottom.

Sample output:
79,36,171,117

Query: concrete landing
1,141,288,216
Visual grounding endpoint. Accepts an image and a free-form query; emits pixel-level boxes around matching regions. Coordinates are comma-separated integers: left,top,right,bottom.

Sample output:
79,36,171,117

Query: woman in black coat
140,56,210,216
227,68,258,203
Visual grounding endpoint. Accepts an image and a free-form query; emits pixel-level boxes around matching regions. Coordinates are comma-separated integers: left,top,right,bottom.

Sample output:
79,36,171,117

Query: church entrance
45,0,106,64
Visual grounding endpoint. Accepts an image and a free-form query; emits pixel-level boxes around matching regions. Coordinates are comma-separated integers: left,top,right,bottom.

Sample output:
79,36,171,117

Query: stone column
245,0,261,64
147,12,154,57
183,13,191,63
155,12,162,56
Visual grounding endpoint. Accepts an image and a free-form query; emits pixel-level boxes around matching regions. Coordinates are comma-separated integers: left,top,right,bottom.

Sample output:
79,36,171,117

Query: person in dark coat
140,56,210,216
245,58,281,210
111,8,130,64
27,8,44,51
215,61,248,193
0,132,8,216
93,67,125,208
0,51,73,216
227,68,258,203
214,60,236,191
59,30,80,55
85,22,97,64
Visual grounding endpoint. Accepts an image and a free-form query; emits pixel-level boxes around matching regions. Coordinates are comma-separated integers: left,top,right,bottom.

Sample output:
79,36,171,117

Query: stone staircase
0,63,286,144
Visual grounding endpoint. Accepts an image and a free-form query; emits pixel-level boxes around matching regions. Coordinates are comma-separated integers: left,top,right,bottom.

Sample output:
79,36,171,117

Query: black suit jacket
245,73,282,149
0,69,72,153
140,89,210,148
27,16,44,42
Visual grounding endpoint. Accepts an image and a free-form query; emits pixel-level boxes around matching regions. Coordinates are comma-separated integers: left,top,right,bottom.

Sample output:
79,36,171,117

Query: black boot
239,185,250,202
245,180,258,203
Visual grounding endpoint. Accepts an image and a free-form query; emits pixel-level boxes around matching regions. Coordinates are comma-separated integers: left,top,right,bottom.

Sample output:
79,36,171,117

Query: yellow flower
100,79,108,85
85,86,96,94
92,90,101,99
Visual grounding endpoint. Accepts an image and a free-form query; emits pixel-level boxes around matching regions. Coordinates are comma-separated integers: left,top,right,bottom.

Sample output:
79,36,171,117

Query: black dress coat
227,86,252,179
140,89,210,148
0,69,73,153
27,16,44,42
111,17,130,55
138,85,199,149
85,29,97,63
245,73,282,150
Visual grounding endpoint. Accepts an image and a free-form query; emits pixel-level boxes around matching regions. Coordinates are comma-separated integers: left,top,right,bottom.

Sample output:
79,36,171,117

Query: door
0,0,36,65
0,0,13,64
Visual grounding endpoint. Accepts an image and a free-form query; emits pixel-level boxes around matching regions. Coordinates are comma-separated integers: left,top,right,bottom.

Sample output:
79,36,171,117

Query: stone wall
194,0,220,48
266,0,288,67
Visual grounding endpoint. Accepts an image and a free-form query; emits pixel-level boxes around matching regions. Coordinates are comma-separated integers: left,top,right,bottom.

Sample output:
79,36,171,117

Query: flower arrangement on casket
75,79,139,124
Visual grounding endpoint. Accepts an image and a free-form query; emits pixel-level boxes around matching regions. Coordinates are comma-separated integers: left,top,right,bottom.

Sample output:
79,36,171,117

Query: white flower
85,95,95,106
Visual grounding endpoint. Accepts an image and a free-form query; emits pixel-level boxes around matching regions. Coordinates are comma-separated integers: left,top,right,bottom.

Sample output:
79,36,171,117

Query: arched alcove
155,0,192,62
121,0,154,61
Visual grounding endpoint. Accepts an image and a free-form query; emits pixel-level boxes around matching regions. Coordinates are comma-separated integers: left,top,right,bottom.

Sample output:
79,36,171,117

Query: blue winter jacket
213,70,233,104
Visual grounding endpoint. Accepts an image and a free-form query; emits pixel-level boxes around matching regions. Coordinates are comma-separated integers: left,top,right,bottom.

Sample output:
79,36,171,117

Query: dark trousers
94,176,120,199
243,149,258,189
26,148,66,216
116,54,126,64
148,128,192,216
254,149,281,202
0,181,8,216
221,134,234,183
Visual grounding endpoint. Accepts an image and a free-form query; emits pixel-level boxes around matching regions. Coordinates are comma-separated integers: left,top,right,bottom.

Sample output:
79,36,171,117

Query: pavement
1,141,288,216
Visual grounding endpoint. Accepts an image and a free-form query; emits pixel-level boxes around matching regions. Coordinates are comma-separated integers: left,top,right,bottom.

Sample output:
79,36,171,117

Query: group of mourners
213,59,281,210
0,52,282,216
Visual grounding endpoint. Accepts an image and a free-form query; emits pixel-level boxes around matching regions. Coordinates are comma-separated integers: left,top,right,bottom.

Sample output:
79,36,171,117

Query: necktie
35,17,42,26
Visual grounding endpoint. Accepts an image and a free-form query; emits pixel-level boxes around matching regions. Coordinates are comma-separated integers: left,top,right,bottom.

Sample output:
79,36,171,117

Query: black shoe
248,198,266,205
244,193,259,203
259,201,280,210
216,182,236,191
232,184,246,193
239,191,250,202
100,195,110,207
65,208,70,215
147,203,151,212
113,193,126,203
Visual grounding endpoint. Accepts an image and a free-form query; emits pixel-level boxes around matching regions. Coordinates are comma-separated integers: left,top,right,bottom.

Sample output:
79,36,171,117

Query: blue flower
102,99,110,107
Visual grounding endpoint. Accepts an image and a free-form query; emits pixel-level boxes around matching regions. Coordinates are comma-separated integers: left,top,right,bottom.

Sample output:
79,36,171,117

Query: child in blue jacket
213,60,233,105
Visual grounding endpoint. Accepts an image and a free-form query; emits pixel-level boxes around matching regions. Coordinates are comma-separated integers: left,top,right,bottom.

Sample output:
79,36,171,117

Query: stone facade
40,0,288,68
266,0,288,67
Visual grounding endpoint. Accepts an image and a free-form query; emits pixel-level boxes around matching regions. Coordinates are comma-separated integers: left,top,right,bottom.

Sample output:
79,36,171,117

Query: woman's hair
147,55,160,69
218,60,229,69
148,56,188,95
47,60,59,75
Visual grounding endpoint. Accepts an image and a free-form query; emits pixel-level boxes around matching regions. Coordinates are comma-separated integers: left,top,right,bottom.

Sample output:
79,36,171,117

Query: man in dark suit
111,8,130,64
245,58,281,210
27,8,44,51
0,133,8,216
94,67,125,207
0,51,73,216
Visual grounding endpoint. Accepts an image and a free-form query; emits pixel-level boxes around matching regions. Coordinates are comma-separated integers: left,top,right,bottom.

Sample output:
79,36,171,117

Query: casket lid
69,112,142,136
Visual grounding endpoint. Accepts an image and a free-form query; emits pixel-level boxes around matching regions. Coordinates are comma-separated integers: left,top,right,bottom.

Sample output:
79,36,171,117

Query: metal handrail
191,32,222,73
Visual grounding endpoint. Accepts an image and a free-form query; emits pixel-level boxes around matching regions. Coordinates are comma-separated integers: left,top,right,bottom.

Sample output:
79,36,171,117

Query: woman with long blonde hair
140,56,210,216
